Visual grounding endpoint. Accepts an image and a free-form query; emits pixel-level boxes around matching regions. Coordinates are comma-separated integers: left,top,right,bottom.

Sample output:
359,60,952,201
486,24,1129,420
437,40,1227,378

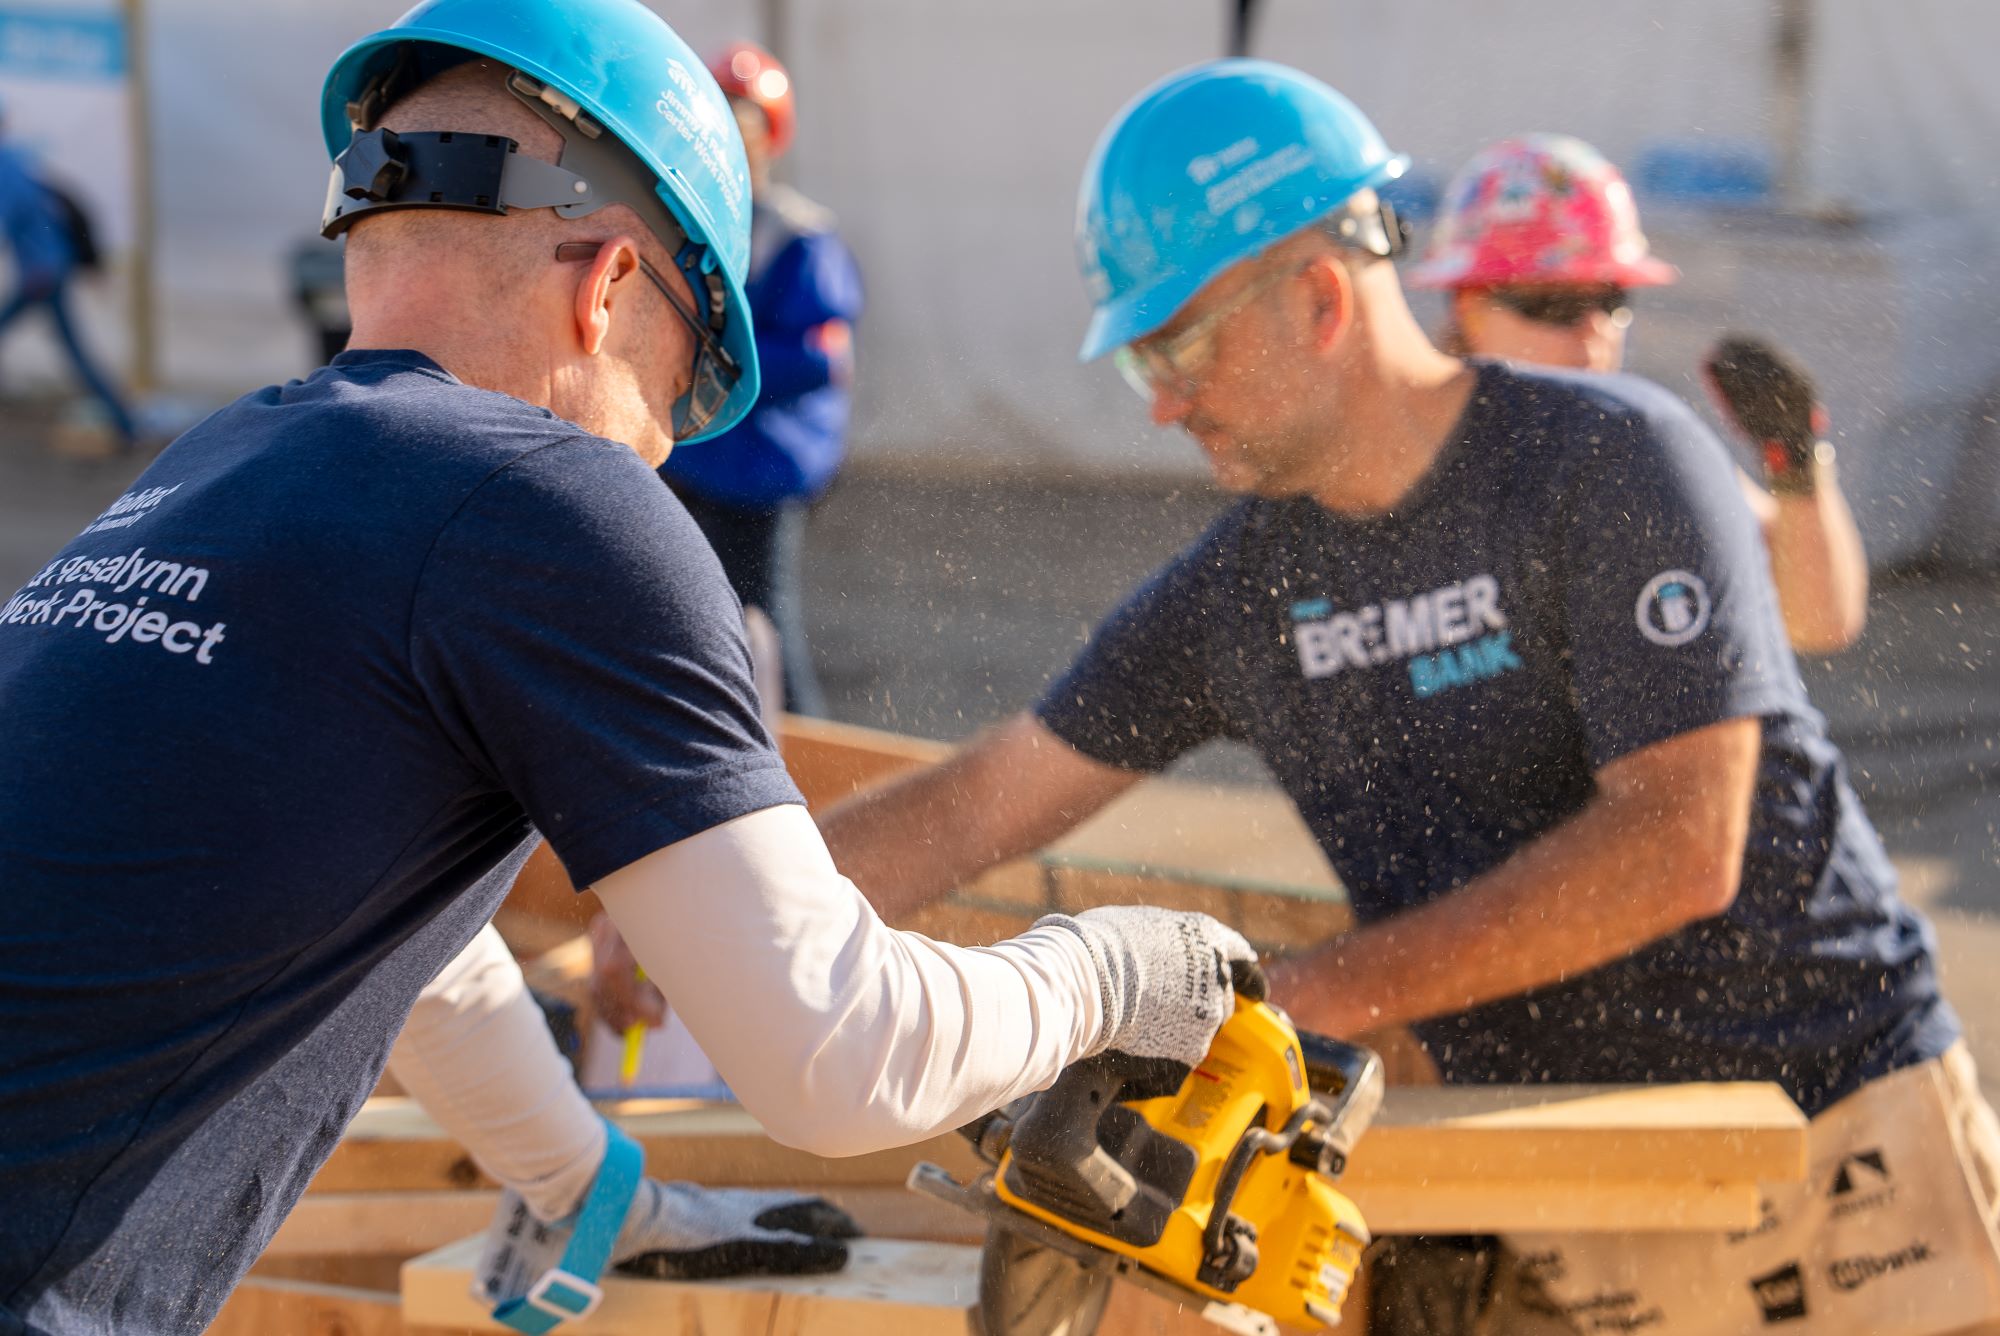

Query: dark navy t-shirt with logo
1039,361,1955,1115
0,351,800,1333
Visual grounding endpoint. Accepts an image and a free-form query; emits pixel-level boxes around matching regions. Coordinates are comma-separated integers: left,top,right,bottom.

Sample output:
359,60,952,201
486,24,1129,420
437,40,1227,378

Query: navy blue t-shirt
1039,361,1954,1116
0,351,800,1333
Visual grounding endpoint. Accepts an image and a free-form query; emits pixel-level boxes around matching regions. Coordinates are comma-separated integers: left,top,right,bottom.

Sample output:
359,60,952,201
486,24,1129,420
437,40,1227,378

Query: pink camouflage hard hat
1406,133,1679,290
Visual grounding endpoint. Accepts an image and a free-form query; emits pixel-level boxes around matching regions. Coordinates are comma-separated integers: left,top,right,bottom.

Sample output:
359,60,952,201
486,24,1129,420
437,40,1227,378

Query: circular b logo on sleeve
1636,570,1711,646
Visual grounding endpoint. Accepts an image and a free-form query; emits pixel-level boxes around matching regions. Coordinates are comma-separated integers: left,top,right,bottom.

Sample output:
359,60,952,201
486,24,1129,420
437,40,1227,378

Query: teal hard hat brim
321,25,760,444
1077,153,1410,364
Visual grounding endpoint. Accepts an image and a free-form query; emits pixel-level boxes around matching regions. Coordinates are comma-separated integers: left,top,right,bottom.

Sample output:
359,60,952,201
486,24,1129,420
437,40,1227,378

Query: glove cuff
1033,912,1123,1055
492,1120,643,1334
1765,439,1833,496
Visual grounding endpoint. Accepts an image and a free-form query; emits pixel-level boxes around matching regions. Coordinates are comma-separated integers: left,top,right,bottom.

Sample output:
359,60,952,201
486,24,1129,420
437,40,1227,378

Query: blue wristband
493,1119,644,1333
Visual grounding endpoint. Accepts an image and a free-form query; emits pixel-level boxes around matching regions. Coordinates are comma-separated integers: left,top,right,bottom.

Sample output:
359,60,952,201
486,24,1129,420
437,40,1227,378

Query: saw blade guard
990,996,1376,1331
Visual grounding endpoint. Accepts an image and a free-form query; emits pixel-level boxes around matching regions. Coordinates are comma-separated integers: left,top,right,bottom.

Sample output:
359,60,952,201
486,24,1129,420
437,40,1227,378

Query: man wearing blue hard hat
0,2,1260,1330
809,61,2000,1334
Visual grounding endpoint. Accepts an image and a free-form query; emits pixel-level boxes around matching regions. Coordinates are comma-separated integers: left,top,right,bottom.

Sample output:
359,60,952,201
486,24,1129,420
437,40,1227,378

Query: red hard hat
1406,134,1679,290
708,41,795,159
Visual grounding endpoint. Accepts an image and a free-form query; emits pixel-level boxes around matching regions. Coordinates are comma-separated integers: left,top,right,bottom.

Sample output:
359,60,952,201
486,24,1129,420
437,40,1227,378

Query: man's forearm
1767,476,1868,655
390,925,607,1222
1272,785,1743,1036
819,712,1139,923
818,762,1004,921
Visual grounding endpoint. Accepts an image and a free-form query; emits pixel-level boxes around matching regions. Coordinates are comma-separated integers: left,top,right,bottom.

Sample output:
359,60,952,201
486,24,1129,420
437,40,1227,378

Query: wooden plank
1051,787,1340,895
1100,1280,1294,1336
1050,864,1244,923
269,1192,499,1259
205,1276,415,1336
269,1178,1748,1267
1349,1179,1764,1234
251,1254,410,1294
1348,1083,1808,1186
314,1086,1803,1234
774,713,1345,899
402,1235,979,1336
278,1185,982,1257
311,1098,983,1195
777,713,950,810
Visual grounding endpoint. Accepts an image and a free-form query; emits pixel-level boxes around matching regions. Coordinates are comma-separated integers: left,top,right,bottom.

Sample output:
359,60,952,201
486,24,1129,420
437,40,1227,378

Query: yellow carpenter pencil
619,967,648,1087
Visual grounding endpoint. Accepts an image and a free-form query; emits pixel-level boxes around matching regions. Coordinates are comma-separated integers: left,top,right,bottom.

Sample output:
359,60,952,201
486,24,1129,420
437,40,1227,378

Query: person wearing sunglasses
1410,134,1868,655
0,4,1261,1331
794,63,1998,1336
657,43,863,720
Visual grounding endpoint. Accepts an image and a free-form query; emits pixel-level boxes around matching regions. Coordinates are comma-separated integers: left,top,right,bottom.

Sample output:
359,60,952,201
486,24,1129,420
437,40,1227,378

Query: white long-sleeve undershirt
595,803,1108,1158
388,803,1108,1222
387,923,607,1222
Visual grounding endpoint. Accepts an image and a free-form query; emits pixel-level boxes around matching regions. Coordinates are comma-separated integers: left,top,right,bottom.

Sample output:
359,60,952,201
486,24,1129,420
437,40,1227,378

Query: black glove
475,1179,861,1306
613,1183,861,1281
1703,334,1829,495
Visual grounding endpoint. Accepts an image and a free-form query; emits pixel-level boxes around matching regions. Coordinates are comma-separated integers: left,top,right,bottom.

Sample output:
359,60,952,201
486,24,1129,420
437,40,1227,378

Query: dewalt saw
911,964,1383,1336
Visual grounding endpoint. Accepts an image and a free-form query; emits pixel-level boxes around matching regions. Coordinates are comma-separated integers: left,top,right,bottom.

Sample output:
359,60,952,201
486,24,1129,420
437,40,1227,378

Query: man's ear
572,238,641,357
1301,253,1356,354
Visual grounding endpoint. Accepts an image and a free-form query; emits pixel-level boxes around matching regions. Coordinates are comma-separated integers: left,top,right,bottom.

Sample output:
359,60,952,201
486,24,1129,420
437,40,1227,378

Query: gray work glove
1038,906,1258,1068
474,1178,859,1305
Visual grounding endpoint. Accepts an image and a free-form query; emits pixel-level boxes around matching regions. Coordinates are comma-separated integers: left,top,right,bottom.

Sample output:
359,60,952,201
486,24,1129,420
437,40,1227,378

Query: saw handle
1002,1049,1191,1237
1001,958,1264,1216
1199,1096,1333,1291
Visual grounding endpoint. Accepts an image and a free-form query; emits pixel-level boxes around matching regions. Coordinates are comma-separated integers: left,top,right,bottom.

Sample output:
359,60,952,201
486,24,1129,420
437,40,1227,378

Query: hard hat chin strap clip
319,124,635,241
1323,197,1409,261
344,42,421,135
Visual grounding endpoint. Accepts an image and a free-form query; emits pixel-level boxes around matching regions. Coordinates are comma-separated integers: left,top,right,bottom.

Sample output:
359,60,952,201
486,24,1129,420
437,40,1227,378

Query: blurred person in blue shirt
0,108,136,449
660,42,863,717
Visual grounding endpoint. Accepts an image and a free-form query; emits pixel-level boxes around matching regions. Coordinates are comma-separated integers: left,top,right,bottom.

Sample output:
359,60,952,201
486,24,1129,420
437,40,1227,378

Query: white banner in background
0,3,133,255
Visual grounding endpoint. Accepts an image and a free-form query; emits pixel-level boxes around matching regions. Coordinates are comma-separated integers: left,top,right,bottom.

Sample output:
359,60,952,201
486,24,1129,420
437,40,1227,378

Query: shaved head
380,57,563,153
331,56,704,467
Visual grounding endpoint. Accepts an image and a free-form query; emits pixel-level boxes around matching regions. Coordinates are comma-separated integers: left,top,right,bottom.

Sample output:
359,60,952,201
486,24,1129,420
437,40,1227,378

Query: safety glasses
1115,261,1306,403
554,241,740,438
1486,285,1632,328
1114,203,1407,404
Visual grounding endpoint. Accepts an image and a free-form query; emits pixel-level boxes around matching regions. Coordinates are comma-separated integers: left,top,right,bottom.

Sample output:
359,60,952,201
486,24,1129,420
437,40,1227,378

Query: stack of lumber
285,1083,1805,1251
226,1084,1806,1334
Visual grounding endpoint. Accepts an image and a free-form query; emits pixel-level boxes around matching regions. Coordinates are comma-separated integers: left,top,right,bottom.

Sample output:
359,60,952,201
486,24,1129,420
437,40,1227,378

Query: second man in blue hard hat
805,59,2000,1335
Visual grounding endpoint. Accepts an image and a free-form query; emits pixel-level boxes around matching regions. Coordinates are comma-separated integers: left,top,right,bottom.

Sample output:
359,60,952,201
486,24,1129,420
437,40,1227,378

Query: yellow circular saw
911,966,1382,1336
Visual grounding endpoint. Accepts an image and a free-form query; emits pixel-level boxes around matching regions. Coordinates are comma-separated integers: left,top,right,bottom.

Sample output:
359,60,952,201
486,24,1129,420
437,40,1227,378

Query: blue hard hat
321,0,759,442
1076,60,1409,362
